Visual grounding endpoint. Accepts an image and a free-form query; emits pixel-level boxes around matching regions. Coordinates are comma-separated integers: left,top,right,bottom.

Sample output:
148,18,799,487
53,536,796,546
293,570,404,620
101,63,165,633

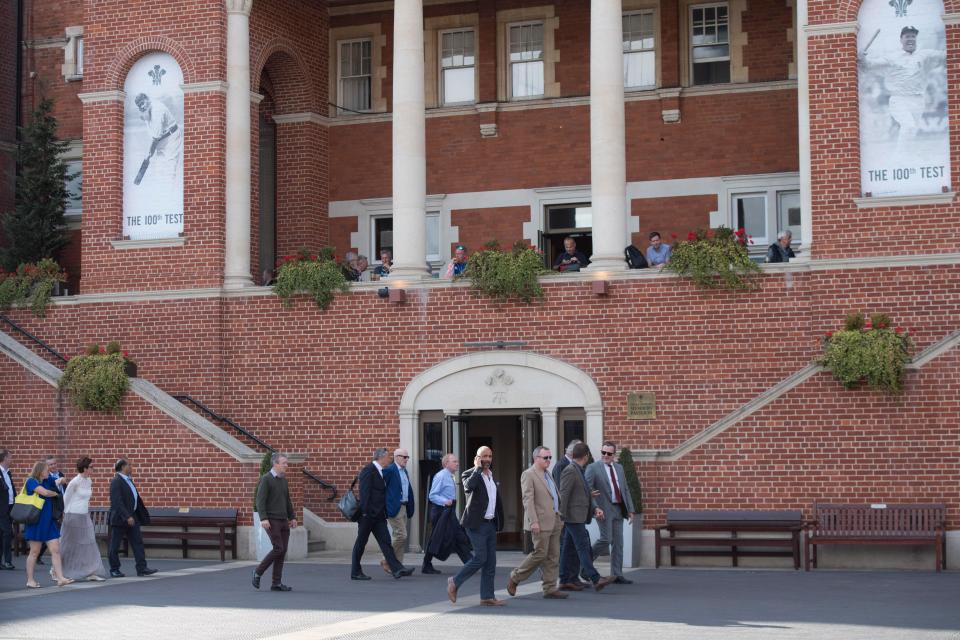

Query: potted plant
0,258,66,317
820,312,912,394
59,343,130,413
272,248,350,310
251,450,274,561
618,447,645,567
459,240,547,303
103,341,138,377
665,227,760,290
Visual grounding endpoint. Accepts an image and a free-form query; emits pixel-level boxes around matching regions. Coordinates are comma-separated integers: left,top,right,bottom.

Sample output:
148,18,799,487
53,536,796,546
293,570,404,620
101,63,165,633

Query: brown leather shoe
447,577,457,604
594,576,614,592
506,577,518,596
480,598,507,606
559,582,584,591
543,590,569,599
380,560,391,575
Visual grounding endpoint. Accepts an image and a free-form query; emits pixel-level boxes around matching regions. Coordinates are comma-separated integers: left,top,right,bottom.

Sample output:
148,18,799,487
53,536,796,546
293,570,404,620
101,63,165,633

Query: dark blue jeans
453,520,497,600
563,523,600,584
558,524,582,583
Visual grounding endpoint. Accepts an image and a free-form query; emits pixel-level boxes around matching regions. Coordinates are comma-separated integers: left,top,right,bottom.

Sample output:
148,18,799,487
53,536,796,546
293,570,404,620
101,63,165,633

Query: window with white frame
508,22,544,99
338,39,372,113
690,3,730,85
731,187,803,251
370,214,442,264
777,191,801,243
76,37,84,77
623,10,656,89
733,193,766,245
440,29,476,105
64,158,82,219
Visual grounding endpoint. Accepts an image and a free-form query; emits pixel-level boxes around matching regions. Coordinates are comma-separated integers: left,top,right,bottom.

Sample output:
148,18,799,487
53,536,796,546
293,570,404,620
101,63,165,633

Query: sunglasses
537,456,552,461
396,455,409,459
600,451,615,457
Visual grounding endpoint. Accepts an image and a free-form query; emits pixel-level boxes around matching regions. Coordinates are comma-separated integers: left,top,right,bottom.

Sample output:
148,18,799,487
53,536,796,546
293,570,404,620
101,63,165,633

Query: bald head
475,446,493,471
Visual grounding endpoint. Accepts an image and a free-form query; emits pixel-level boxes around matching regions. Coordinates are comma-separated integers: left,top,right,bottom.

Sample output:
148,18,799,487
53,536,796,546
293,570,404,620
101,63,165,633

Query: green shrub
59,351,129,413
254,450,273,511
617,447,643,513
820,315,912,394
665,227,760,290
273,248,349,310
460,241,547,303
0,258,66,317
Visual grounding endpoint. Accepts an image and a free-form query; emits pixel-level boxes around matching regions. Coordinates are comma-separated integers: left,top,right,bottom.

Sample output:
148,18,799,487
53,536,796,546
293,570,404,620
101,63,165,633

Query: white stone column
541,408,559,469
796,0,813,261
585,409,603,460
224,0,254,289
390,0,429,279
587,0,628,272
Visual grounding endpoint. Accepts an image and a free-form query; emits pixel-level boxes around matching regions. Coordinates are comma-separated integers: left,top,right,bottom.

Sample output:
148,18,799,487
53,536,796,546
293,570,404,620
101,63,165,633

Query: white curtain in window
443,67,474,104
624,51,655,88
512,61,544,98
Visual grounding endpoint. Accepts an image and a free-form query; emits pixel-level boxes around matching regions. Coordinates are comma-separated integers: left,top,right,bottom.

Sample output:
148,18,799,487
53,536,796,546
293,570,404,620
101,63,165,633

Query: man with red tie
585,441,637,584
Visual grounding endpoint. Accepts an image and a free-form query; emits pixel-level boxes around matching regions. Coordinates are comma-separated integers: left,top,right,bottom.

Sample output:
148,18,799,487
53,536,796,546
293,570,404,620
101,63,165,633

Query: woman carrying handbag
21,460,72,588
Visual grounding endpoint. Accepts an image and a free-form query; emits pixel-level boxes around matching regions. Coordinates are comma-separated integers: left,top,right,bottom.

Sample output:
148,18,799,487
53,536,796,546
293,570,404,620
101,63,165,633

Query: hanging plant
59,343,130,413
820,312,912,394
0,258,66,317
273,248,350,310
665,227,760,290
460,241,547,303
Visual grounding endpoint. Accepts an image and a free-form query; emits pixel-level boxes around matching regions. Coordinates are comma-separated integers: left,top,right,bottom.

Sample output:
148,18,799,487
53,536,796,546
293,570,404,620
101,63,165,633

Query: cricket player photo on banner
857,0,950,198
122,52,185,240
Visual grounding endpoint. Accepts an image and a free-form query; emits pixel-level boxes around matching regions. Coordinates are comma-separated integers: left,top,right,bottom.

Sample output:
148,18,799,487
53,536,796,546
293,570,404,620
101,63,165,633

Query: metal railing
0,313,68,364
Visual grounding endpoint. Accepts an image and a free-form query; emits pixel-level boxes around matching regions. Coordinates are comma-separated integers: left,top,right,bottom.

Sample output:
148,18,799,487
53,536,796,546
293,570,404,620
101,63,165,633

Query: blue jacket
383,463,415,519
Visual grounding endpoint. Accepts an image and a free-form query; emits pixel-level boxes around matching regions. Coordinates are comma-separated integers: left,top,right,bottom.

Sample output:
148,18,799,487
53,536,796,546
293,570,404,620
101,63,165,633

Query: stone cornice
181,81,228,94
225,0,253,15
853,192,956,209
78,90,125,104
804,21,858,36
272,112,330,126
943,13,960,26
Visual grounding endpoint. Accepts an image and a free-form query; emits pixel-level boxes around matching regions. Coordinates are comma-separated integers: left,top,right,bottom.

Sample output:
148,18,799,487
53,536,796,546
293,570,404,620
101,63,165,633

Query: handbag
337,476,360,523
11,483,45,525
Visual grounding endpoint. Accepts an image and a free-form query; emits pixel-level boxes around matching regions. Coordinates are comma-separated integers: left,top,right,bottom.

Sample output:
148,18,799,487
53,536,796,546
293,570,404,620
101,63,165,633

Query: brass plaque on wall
627,392,656,419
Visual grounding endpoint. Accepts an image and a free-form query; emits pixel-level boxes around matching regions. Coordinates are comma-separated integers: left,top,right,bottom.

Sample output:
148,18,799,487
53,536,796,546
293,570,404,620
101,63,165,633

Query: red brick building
1,0,958,566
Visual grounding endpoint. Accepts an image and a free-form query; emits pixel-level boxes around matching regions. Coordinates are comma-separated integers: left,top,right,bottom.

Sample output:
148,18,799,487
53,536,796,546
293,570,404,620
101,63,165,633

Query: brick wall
630,194,718,248
452,205,529,253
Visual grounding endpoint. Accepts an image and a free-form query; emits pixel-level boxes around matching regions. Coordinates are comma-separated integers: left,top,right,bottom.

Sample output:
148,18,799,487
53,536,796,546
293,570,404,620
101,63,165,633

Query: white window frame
731,192,768,248
724,179,803,256
623,9,657,91
689,2,730,86
439,27,477,106
368,213,443,266
506,20,545,101
62,26,83,82
62,141,82,225
337,37,373,114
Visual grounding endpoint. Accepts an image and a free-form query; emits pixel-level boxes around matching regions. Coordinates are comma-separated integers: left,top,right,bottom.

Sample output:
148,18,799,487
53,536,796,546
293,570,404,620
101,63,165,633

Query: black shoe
0,562,15,570
270,584,292,591
351,573,371,581
110,570,125,578
392,567,414,579
137,568,158,577
613,576,633,584
421,565,441,574
252,571,261,589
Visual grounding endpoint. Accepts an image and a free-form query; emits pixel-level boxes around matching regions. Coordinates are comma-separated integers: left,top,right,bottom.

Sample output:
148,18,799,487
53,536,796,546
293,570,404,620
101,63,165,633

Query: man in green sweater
253,453,297,592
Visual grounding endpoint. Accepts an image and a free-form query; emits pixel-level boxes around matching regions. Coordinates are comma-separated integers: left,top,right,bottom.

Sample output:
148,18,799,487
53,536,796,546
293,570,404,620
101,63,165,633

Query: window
338,39,372,113
440,29,476,105
690,3,729,85
426,213,441,262
777,191,801,244
76,37,84,77
623,10,656,89
544,203,592,267
508,22,544,99
370,213,442,264
734,193,766,245
65,158,82,219
62,27,83,81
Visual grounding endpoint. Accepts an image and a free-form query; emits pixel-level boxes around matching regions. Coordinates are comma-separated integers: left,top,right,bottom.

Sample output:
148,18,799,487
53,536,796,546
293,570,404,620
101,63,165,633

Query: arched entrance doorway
398,351,603,549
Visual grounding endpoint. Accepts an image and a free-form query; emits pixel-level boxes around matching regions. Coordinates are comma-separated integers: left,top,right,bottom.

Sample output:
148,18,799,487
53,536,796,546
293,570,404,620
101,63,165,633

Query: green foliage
273,248,349,310
665,226,761,290
820,316,912,394
0,258,66,317
617,447,643,513
254,450,273,510
0,98,73,271
461,240,547,303
59,351,129,413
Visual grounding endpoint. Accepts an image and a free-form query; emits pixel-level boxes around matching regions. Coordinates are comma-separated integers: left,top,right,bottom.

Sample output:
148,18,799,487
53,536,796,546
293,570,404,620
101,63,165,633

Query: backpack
624,245,648,269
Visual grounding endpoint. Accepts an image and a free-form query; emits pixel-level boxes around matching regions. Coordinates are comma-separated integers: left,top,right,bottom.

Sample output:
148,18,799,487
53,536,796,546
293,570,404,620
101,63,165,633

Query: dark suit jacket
0,469,14,514
559,462,596,525
552,455,572,488
109,474,150,526
459,466,504,531
358,462,389,520
383,463,415,519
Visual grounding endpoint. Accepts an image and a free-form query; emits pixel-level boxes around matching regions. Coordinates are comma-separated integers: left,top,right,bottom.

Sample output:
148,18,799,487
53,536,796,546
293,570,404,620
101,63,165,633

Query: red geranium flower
895,327,904,334
687,232,697,241
825,331,833,338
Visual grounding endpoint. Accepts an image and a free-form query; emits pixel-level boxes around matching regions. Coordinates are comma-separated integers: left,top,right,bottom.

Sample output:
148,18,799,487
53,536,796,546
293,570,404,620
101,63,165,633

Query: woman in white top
59,456,107,581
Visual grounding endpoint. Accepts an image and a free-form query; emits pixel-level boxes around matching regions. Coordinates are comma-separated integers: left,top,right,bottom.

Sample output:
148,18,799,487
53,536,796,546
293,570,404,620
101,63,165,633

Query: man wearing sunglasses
380,448,416,574
585,441,637,584
506,447,567,600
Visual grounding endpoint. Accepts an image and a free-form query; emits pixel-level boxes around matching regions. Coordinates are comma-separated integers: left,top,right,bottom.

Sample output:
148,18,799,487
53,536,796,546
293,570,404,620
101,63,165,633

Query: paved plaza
0,552,958,640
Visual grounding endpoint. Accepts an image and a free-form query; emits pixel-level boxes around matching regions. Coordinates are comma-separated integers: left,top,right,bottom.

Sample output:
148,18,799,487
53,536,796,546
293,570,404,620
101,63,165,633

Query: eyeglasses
537,456,552,461
600,451,615,457
396,455,409,459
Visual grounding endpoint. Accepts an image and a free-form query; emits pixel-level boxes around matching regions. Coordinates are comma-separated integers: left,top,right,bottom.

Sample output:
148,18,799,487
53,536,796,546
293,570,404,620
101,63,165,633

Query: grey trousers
592,513,625,577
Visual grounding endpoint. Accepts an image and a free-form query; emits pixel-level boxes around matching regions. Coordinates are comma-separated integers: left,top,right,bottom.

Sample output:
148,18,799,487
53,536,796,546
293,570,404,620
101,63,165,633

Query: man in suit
555,440,588,590
559,442,612,592
351,448,414,580
0,449,15,570
448,446,505,607
108,458,157,578
380,448,415,574
585,441,637,584
506,446,566,600
421,453,471,574
253,452,297,592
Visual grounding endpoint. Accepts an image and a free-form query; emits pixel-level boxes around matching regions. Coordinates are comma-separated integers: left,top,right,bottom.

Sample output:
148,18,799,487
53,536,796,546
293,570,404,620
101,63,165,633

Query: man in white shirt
585,441,638,584
0,449,15,570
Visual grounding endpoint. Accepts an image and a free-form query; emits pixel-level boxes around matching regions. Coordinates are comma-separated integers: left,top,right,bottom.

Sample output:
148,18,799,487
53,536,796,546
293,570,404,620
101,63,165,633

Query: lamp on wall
592,280,609,296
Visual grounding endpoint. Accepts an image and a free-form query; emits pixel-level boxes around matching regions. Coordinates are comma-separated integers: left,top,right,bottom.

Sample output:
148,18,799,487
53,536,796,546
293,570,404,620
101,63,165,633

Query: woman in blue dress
23,460,72,588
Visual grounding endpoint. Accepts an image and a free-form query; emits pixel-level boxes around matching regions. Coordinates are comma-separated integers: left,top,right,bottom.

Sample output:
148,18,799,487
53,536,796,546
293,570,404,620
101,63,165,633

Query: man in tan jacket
506,446,567,599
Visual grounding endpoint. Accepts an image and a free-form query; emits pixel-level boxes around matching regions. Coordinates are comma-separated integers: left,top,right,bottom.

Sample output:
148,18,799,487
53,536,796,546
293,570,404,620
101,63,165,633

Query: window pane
425,214,440,258
76,38,84,76
735,196,766,239
65,159,82,214
342,76,371,111
778,191,802,243
374,217,394,255
693,60,730,84
443,67,475,104
692,44,729,60
547,205,592,231
624,50,655,88
512,60,544,98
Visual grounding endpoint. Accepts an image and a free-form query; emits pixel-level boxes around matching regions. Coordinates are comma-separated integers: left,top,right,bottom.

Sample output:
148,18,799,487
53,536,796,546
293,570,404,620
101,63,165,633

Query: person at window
645,231,672,268
553,237,589,272
356,255,371,282
374,250,393,278
442,245,469,279
343,251,361,282
766,230,795,263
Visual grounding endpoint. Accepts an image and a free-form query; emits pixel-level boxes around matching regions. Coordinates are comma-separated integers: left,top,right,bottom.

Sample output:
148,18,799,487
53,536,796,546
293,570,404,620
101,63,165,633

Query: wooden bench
14,508,122,556
88,506,237,562
804,503,946,572
656,510,804,569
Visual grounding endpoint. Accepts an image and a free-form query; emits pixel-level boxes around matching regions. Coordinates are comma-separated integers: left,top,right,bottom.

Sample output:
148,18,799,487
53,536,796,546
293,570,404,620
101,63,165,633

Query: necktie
608,464,623,504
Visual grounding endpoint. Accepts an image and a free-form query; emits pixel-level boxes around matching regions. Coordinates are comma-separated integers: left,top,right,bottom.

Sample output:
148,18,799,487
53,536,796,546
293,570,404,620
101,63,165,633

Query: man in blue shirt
645,231,672,267
380,448,415,573
421,454,472,574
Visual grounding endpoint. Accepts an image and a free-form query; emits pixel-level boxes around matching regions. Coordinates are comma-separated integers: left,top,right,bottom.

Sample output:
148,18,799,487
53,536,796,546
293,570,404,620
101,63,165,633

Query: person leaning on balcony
766,230,796,263
373,250,393,278
645,231,672,268
553,237,590,272
442,245,469,279
252,453,297,592
343,251,361,282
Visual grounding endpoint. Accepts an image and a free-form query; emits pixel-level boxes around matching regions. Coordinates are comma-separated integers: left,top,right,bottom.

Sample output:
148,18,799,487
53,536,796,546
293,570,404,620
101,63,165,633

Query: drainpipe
15,0,24,138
